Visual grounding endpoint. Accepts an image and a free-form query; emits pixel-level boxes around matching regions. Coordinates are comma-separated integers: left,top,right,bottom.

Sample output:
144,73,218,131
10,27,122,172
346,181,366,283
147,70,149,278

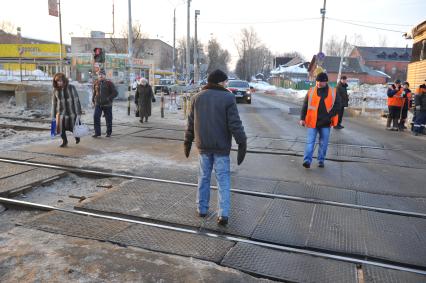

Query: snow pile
273,88,308,102
0,69,52,81
349,84,388,109
250,81,277,91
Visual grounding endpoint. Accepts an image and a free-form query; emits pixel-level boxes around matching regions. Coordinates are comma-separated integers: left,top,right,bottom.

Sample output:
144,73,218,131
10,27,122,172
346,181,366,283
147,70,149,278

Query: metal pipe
1,196,425,275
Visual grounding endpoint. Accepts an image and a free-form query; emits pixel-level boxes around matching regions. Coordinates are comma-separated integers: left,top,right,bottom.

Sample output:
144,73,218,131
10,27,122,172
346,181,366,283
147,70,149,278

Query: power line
199,17,320,25
330,17,415,27
327,18,407,33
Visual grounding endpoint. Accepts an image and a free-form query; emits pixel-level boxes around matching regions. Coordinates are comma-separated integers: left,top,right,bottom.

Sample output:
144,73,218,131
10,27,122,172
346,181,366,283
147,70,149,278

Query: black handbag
135,109,140,117
152,97,156,103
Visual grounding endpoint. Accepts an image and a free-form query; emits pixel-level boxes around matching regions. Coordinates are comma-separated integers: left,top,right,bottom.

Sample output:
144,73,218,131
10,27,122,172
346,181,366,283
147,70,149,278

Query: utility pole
58,0,63,73
319,0,326,54
337,35,347,83
128,0,133,115
173,8,176,81
194,10,200,84
186,0,191,84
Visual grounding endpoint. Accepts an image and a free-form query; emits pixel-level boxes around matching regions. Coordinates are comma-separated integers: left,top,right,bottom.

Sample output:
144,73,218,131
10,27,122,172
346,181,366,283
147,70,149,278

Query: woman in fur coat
51,73,82,147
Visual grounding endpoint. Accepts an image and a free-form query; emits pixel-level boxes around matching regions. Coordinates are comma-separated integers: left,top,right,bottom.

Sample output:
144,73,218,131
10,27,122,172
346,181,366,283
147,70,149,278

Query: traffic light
93,48,105,63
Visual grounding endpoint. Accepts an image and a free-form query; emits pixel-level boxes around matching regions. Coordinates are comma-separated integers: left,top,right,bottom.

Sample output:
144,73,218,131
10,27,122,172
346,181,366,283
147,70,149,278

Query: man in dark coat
334,75,349,129
184,69,247,226
51,73,82,147
135,77,154,123
92,69,118,137
413,82,426,136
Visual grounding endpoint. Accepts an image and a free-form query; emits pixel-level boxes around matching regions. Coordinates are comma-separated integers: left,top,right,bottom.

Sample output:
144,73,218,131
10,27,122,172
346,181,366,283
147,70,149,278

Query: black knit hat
316,72,328,82
395,79,401,84
403,81,409,86
207,69,228,84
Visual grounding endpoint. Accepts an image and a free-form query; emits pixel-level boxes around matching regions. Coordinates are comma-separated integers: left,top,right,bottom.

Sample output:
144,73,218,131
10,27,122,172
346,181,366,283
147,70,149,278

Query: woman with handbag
135,77,155,123
51,73,83,147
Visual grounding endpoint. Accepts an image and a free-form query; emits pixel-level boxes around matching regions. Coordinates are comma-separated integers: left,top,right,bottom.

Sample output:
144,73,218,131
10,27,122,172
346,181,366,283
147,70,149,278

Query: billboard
48,0,58,17
0,44,66,59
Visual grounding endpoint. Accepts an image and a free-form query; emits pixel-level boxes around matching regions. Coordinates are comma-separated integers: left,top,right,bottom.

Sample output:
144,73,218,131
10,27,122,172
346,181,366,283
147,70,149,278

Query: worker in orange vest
299,72,341,168
412,81,426,136
386,79,404,131
398,81,412,131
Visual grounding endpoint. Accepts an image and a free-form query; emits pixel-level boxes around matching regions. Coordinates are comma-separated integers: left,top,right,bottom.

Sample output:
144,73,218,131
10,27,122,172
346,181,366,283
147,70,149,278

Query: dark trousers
94,105,113,135
413,111,426,134
60,120,67,142
338,107,345,126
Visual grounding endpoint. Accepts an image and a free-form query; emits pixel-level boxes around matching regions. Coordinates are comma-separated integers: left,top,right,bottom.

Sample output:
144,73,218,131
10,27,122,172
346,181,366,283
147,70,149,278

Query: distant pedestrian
184,69,247,226
300,72,341,168
92,69,118,138
135,77,154,123
334,75,349,129
51,73,82,148
412,81,426,136
386,79,403,131
398,81,412,131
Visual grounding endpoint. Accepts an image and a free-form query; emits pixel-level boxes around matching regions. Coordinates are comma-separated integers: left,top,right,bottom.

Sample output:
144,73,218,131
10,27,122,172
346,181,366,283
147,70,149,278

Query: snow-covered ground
0,69,52,81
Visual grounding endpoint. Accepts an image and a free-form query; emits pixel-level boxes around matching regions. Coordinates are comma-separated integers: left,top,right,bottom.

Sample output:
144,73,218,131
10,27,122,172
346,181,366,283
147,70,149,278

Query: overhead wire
327,17,408,33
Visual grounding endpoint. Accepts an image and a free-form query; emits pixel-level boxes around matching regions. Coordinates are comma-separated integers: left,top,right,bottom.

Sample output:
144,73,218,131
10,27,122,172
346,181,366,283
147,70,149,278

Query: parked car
154,78,175,94
227,80,252,104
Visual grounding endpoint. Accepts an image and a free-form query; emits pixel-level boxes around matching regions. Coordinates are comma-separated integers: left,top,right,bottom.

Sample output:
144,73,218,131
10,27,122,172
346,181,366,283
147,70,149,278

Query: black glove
184,141,192,158
237,142,247,165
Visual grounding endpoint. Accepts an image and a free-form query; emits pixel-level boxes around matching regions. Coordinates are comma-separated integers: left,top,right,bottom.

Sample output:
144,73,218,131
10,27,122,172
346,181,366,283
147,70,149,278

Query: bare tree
109,22,148,58
325,34,365,57
207,38,230,74
0,21,16,34
234,27,272,81
176,37,205,78
377,34,388,47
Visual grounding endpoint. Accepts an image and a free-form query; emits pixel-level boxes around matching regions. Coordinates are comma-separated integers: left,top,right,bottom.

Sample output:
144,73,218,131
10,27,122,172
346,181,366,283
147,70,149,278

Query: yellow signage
0,44,66,59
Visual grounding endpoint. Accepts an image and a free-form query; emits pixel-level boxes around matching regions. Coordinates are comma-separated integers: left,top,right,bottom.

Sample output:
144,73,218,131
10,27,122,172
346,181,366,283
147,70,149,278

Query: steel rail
0,196,425,276
1,157,425,219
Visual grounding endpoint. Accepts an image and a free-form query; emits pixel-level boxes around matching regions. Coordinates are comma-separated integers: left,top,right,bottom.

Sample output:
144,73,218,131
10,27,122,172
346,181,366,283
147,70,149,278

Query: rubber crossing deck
0,167,65,196
76,179,426,268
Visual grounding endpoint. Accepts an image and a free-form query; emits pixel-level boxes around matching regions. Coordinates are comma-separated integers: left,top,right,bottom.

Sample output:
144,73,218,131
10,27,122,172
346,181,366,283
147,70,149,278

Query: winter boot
392,118,399,131
59,139,68,148
75,137,80,144
386,117,392,130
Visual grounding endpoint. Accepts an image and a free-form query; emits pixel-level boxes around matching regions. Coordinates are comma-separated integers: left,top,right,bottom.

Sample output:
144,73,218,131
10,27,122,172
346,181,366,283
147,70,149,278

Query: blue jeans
197,153,231,217
94,105,113,135
303,127,331,164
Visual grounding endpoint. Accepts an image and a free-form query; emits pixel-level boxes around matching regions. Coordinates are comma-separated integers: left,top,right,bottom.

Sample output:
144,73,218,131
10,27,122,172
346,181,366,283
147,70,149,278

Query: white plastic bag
73,116,90,138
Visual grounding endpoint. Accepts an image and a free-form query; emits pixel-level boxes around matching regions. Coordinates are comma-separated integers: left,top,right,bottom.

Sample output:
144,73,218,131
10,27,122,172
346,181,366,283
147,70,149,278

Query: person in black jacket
184,69,247,226
334,75,349,129
135,78,154,123
413,82,426,136
92,69,118,138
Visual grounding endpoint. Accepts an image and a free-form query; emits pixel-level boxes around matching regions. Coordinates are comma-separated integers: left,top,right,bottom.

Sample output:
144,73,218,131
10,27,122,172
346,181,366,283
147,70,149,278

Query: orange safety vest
387,88,403,107
305,87,339,128
402,91,412,109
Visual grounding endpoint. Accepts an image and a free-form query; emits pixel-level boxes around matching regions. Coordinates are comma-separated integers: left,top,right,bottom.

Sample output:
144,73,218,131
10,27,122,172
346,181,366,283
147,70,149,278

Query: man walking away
399,81,412,131
413,82,426,136
334,75,348,129
184,69,247,226
300,72,341,168
386,79,403,131
92,69,118,138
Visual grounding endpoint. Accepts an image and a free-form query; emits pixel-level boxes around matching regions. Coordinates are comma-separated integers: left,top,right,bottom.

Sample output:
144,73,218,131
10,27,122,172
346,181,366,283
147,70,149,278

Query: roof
271,62,308,75
353,46,411,62
323,56,365,73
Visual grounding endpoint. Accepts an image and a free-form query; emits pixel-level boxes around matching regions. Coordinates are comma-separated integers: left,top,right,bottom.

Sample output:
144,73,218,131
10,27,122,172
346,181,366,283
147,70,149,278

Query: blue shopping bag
50,119,57,138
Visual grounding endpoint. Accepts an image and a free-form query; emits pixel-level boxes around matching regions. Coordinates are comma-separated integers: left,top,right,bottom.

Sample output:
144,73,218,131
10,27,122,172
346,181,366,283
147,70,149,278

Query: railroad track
0,196,425,277
0,157,425,219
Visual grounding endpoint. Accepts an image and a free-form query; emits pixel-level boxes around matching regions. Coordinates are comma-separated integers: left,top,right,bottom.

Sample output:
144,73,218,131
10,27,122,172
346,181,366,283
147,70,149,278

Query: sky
0,0,425,69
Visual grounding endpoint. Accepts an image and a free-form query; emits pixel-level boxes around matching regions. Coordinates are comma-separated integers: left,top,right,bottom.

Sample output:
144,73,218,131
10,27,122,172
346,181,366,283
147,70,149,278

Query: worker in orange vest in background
299,72,341,168
386,79,404,131
398,81,412,131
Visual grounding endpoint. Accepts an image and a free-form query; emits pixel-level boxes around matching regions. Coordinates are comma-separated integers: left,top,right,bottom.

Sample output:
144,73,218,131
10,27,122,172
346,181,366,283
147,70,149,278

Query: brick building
349,46,411,81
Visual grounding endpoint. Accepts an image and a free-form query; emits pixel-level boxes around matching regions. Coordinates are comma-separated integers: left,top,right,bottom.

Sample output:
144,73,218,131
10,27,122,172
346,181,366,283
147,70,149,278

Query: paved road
1,96,426,282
